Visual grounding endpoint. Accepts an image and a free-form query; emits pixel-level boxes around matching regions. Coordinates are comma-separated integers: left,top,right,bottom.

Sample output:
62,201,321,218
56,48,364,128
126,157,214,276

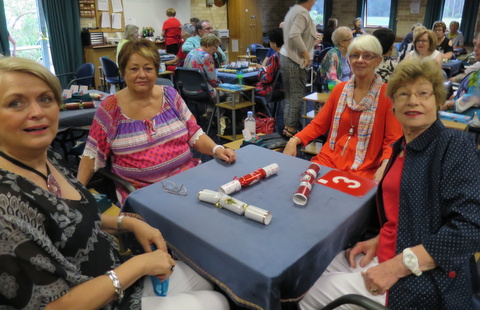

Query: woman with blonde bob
404,28,443,67
117,24,140,62
299,58,480,309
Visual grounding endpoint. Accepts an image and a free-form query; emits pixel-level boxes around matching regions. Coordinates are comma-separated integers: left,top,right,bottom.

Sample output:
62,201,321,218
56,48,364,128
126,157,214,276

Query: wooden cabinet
227,0,263,61
84,45,117,90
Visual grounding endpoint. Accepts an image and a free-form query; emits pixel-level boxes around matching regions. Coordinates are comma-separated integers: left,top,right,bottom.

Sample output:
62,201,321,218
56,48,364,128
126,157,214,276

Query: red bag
255,112,275,134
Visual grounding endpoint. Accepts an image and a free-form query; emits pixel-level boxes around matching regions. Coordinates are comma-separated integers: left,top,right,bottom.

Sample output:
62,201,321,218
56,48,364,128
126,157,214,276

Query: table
123,145,377,310
237,55,257,62
59,90,107,129
217,69,259,85
442,59,463,78
302,92,330,128
215,84,256,141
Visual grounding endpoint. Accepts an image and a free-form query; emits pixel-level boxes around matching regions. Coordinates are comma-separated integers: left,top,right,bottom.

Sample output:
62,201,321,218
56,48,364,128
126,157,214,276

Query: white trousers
142,260,230,310
299,251,386,310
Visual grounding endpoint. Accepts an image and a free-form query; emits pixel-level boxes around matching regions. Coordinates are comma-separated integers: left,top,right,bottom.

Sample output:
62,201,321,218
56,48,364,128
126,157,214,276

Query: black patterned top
0,151,142,309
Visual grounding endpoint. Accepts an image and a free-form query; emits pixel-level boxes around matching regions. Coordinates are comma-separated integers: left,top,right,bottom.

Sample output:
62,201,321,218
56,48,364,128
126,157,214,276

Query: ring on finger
370,288,378,293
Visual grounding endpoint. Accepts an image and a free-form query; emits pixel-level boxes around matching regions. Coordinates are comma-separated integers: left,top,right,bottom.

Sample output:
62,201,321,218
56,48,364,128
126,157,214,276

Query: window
4,0,52,70
442,0,466,25
364,0,391,27
310,0,324,28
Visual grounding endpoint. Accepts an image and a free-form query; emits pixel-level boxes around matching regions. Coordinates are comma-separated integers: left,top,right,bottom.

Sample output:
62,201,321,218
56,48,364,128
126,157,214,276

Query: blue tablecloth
123,145,377,310
217,69,259,85
442,59,463,78
59,90,107,129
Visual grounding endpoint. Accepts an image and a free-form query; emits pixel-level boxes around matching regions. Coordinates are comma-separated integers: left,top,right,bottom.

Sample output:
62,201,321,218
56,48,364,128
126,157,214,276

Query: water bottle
246,47,250,57
237,69,244,85
244,111,256,136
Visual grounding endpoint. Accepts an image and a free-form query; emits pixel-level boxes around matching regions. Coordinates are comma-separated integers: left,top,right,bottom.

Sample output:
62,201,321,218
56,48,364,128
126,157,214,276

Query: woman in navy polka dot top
299,58,480,309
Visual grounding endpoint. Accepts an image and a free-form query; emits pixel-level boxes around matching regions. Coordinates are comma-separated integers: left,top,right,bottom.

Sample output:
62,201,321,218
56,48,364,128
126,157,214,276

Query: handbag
255,112,275,134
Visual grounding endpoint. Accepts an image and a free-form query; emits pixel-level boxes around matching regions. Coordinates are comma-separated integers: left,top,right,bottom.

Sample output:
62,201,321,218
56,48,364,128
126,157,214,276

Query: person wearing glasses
319,26,353,86
182,20,226,66
299,58,480,310
0,57,231,310
78,39,235,206
404,27,443,67
432,21,454,60
284,35,402,182
442,33,480,127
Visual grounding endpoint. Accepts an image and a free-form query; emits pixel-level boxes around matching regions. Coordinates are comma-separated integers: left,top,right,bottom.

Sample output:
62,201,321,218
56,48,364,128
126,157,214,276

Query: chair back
250,43,264,55
256,48,269,64
155,77,174,87
75,63,95,87
174,67,213,104
100,57,121,79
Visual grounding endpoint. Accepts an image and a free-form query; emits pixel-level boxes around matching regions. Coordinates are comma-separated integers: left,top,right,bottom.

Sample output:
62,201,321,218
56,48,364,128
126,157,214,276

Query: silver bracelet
106,270,124,299
212,145,225,157
117,215,125,232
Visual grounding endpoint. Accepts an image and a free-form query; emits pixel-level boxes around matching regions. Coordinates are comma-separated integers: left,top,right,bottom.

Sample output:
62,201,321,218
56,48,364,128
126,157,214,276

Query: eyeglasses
394,90,435,103
416,40,429,44
203,27,213,31
348,53,377,61
161,180,188,196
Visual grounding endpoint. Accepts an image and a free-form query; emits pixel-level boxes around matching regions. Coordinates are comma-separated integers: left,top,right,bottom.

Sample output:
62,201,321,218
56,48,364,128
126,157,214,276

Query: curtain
356,0,364,22
40,0,83,88
423,0,445,29
323,0,332,28
0,0,10,56
388,0,398,33
460,0,480,42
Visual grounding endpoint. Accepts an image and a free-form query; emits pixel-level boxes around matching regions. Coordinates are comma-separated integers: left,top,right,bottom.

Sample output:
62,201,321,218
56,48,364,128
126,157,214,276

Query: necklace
341,108,360,156
0,151,62,197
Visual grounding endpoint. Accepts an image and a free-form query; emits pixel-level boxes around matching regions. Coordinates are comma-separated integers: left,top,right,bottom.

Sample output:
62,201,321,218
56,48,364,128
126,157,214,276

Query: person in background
319,26,353,85
255,28,283,97
161,8,182,55
322,17,338,48
372,27,397,83
299,58,480,310
78,39,235,205
190,17,200,35
280,0,319,138
116,24,139,63
447,20,464,49
182,20,226,66
432,20,453,60
284,35,402,182
443,33,480,126
183,34,223,100
351,17,365,37
404,28,443,67
0,56,231,310
183,20,203,53
164,23,195,71
397,23,422,61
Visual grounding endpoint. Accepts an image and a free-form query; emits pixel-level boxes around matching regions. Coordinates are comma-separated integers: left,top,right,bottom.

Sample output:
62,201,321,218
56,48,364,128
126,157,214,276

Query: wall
190,0,228,30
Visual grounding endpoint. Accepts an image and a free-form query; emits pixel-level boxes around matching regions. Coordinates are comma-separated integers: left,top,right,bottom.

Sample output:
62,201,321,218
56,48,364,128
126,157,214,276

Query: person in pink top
162,8,182,55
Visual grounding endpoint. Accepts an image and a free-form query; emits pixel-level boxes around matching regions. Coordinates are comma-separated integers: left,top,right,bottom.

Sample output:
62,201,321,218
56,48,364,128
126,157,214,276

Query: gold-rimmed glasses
394,90,435,103
161,180,188,196
348,53,377,61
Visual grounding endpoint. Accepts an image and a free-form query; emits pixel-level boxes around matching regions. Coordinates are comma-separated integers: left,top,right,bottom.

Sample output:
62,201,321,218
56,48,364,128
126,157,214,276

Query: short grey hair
181,23,195,37
347,34,383,58
332,26,351,46
124,24,139,41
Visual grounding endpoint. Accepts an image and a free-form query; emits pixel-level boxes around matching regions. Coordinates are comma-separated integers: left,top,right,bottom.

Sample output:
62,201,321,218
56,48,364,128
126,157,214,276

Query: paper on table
101,12,111,28
112,13,122,29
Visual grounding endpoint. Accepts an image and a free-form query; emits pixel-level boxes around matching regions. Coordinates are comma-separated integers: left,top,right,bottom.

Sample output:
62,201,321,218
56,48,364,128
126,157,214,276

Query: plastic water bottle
246,47,250,57
109,84,116,94
244,111,256,136
237,69,244,85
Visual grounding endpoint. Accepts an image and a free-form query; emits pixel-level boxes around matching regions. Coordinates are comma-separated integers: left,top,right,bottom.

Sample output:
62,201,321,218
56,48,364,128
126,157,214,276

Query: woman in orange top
284,35,402,181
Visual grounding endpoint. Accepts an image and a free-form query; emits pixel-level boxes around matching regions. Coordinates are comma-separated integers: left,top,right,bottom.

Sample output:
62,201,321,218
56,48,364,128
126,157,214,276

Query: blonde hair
0,57,62,106
387,58,446,110
413,28,437,53
124,24,139,41
118,39,161,76
200,33,221,47
166,8,176,17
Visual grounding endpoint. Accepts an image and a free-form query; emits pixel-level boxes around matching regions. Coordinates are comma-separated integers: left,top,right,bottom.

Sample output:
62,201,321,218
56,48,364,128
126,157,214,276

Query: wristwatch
402,248,422,276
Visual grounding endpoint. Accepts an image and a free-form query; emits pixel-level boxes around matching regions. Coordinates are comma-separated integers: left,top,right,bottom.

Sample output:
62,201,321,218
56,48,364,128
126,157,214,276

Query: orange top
296,82,402,180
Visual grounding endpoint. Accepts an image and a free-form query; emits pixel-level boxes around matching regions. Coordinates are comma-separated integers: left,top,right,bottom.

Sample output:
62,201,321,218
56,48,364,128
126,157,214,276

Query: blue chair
56,63,95,89
255,47,269,64
254,70,284,119
100,57,125,91
250,43,265,56
155,77,174,87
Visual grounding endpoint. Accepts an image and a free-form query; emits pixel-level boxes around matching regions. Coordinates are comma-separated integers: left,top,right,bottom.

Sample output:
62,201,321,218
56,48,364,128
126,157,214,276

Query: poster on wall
111,0,124,12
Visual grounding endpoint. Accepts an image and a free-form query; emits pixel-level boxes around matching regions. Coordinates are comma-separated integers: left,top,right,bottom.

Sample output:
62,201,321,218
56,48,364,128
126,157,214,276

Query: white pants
142,260,230,310
299,251,386,310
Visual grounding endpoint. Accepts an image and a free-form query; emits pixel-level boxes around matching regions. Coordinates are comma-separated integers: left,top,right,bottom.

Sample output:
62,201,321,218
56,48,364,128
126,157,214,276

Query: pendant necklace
0,151,62,197
341,108,359,156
